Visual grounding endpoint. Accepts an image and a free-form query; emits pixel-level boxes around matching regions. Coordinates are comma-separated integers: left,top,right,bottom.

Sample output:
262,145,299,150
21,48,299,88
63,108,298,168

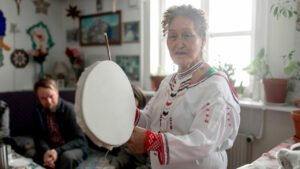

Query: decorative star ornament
66,5,81,20
32,0,51,15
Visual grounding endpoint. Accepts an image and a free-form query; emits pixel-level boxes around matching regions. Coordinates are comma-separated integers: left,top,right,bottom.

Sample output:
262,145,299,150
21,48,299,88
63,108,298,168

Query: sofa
0,90,118,168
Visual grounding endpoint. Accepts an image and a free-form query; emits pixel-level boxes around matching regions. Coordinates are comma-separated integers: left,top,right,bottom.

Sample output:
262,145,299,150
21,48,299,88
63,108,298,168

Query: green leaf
274,6,279,17
284,60,298,75
288,10,293,18
283,10,287,17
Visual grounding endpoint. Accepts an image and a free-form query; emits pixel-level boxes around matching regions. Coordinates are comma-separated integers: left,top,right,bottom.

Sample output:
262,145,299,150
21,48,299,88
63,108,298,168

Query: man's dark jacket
33,98,88,157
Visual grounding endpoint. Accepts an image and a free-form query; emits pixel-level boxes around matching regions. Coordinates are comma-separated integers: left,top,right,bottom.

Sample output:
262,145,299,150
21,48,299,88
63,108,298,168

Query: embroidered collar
178,61,204,79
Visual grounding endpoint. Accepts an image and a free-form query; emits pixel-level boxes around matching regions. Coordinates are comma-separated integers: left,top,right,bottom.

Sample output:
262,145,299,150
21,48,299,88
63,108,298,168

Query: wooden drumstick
104,33,112,61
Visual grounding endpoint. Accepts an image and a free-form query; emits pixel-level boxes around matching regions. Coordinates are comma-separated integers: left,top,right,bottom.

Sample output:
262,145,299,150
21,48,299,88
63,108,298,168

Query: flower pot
291,110,300,143
150,75,166,91
262,79,287,103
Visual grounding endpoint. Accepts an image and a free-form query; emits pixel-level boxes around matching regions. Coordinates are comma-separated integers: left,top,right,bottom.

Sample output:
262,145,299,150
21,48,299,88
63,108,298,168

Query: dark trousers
35,148,84,169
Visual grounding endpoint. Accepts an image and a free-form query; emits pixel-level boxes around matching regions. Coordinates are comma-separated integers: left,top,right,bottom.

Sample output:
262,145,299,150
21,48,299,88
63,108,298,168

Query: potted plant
215,62,236,86
244,48,288,104
282,50,300,105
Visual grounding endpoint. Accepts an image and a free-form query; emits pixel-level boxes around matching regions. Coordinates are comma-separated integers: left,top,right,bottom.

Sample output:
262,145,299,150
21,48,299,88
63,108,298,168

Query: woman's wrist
144,130,163,152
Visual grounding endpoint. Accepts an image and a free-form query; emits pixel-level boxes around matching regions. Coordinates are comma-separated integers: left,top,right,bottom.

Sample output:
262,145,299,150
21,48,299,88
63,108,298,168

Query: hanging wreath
10,49,29,68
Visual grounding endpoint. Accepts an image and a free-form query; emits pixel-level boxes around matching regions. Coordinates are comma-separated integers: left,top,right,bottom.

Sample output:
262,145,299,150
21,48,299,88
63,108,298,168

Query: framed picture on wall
79,11,122,46
116,55,140,81
123,21,139,43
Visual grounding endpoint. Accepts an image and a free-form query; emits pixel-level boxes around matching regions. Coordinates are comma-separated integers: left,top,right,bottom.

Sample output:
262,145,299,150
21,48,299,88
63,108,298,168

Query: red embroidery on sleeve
144,130,166,165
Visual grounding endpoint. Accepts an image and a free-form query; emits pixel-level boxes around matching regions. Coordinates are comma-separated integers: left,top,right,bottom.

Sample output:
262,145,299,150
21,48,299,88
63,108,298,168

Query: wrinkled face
167,16,205,70
36,87,59,112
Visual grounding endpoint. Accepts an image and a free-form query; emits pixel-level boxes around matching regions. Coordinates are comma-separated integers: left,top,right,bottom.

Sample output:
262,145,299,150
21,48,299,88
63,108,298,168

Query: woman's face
167,16,205,71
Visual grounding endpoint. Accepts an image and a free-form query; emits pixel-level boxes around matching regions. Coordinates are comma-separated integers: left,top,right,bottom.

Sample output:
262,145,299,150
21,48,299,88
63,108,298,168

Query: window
207,0,254,87
151,0,255,87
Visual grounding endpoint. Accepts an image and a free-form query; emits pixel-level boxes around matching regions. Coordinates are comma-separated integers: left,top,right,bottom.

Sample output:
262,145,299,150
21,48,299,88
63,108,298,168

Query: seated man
33,77,87,169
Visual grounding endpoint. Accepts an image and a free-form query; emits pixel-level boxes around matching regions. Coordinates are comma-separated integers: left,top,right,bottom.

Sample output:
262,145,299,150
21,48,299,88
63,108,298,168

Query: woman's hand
126,126,147,154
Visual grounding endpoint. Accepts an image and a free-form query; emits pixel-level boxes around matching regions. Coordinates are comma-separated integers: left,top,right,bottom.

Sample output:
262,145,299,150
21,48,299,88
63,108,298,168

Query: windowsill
239,99,299,113
143,90,300,113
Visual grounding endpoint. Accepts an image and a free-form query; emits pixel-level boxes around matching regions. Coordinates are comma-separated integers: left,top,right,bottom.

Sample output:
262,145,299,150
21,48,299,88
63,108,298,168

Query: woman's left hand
126,126,147,154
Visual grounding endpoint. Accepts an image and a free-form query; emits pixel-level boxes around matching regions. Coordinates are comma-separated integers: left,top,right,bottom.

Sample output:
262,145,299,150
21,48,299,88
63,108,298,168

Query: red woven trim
157,134,166,165
144,130,166,165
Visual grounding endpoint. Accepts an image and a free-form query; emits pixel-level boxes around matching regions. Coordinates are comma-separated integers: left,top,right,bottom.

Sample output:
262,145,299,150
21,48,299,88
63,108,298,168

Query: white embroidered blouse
137,68,240,169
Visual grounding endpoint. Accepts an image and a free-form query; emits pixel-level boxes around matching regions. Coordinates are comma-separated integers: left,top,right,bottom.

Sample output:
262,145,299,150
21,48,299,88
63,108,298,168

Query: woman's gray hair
162,5,208,40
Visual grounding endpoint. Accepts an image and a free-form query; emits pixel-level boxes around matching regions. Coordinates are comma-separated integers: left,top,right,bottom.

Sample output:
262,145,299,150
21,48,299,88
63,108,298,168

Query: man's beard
43,105,56,113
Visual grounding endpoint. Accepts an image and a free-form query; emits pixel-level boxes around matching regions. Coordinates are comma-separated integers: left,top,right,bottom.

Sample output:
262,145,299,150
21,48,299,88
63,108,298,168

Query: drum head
75,61,136,149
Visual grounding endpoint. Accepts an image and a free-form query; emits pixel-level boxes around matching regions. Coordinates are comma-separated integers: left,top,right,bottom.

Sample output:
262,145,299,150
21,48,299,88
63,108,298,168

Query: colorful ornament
0,10,11,67
10,49,29,68
66,5,81,20
27,21,54,78
32,0,51,15
27,21,54,53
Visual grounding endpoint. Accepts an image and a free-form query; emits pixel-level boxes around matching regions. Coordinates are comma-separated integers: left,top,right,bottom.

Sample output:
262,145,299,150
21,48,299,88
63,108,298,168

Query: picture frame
79,11,122,46
116,55,140,81
123,21,139,43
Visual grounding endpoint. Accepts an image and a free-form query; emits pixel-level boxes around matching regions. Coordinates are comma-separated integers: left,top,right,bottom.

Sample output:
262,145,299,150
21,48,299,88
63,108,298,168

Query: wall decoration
66,28,79,43
27,21,54,78
96,0,102,12
32,0,51,15
0,10,11,67
123,21,139,43
27,21,54,53
80,11,122,46
10,49,29,68
66,4,81,20
14,0,21,15
116,55,140,81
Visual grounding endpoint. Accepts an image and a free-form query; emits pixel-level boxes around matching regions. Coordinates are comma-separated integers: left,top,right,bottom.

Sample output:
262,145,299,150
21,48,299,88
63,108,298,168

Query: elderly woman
126,5,240,169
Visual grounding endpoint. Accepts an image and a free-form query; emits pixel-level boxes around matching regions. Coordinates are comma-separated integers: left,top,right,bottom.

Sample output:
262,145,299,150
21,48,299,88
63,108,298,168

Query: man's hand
126,126,147,154
43,149,58,168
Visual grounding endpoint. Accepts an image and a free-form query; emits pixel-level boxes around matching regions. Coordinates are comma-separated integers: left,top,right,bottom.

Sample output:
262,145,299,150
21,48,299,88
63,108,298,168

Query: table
8,152,45,169
238,138,295,169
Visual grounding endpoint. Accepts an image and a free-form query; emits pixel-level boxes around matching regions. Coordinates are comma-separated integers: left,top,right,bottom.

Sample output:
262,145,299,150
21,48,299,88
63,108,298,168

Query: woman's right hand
126,126,147,154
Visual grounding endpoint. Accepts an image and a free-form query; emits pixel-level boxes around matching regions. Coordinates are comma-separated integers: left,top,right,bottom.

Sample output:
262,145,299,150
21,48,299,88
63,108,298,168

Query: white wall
0,0,65,92
0,0,143,92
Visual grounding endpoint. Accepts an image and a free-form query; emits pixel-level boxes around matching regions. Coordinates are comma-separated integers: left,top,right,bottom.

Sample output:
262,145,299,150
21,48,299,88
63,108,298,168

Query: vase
38,63,46,79
262,78,287,104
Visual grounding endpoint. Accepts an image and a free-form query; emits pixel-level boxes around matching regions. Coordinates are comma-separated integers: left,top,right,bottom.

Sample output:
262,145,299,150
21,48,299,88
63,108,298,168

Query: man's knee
60,150,79,162
57,149,83,169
